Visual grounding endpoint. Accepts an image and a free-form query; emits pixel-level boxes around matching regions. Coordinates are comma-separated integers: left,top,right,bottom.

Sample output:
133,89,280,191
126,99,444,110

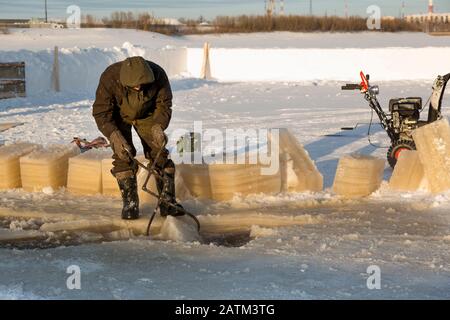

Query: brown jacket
92,60,173,139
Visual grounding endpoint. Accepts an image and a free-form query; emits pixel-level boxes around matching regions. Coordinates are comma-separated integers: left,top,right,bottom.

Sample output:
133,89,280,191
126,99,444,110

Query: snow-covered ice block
20,144,80,192
333,154,385,198
157,216,200,242
0,143,40,189
412,118,450,194
389,150,426,191
278,128,323,192
67,149,112,195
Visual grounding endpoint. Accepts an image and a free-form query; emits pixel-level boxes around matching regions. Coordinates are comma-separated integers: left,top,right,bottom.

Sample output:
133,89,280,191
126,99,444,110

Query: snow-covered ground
5,28,450,51
0,29,450,299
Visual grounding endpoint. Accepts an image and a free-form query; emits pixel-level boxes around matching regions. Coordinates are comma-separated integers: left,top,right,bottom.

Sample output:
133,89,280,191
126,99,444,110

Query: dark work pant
111,119,172,176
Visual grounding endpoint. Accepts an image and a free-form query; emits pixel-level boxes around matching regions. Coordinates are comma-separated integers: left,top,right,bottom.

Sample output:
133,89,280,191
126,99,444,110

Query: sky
1,0,449,20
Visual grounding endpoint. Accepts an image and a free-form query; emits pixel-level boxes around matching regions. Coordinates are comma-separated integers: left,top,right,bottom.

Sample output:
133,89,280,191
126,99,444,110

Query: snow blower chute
341,71,450,168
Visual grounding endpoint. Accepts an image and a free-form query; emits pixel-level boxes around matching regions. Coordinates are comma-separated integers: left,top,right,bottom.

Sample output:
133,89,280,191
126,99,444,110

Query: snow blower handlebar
341,83,362,90
341,72,370,92
340,71,395,142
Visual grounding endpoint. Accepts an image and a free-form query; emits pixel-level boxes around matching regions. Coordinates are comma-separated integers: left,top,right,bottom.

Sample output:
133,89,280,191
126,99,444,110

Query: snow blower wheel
387,140,416,168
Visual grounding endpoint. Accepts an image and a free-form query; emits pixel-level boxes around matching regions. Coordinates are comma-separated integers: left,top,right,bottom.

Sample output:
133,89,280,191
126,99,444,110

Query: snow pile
2,30,450,96
187,47,450,82
0,43,187,95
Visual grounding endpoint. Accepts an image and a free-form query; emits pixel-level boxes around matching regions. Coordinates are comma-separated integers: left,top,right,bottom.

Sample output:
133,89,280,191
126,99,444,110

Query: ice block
0,143,40,189
389,150,426,191
277,129,324,192
101,158,120,197
412,118,450,194
67,149,112,195
20,144,80,191
333,153,385,198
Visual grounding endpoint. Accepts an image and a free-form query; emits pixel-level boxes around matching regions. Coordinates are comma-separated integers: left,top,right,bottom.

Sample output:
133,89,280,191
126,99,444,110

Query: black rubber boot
157,170,185,217
116,172,140,220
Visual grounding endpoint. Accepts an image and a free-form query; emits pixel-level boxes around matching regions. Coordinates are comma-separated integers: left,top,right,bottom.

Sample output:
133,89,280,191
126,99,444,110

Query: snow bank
0,43,187,95
187,47,450,82
2,31,450,96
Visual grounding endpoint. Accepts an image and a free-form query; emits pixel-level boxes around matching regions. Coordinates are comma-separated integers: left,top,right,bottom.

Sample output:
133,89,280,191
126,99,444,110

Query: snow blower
341,71,450,168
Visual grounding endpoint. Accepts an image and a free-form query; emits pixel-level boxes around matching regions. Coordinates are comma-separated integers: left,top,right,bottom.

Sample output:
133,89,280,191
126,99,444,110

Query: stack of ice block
333,153,385,198
20,144,80,191
178,128,323,201
412,118,450,194
67,149,112,195
0,143,40,189
389,150,427,191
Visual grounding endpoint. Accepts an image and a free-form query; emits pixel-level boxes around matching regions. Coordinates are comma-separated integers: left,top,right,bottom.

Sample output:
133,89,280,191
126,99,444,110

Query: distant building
29,18,65,29
405,0,450,24
159,18,185,26
405,13,450,24
0,19,30,28
197,22,214,32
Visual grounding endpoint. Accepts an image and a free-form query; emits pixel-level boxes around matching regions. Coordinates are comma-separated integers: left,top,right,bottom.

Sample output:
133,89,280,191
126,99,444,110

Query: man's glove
151,124,167,150
109,130,133,162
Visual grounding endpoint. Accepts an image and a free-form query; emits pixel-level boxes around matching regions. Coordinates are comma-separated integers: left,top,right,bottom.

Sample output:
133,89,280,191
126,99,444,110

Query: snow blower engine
341,71,450,168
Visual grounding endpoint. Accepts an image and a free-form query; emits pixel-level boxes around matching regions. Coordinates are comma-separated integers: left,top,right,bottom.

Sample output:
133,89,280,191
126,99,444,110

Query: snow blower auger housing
342,71,450,168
